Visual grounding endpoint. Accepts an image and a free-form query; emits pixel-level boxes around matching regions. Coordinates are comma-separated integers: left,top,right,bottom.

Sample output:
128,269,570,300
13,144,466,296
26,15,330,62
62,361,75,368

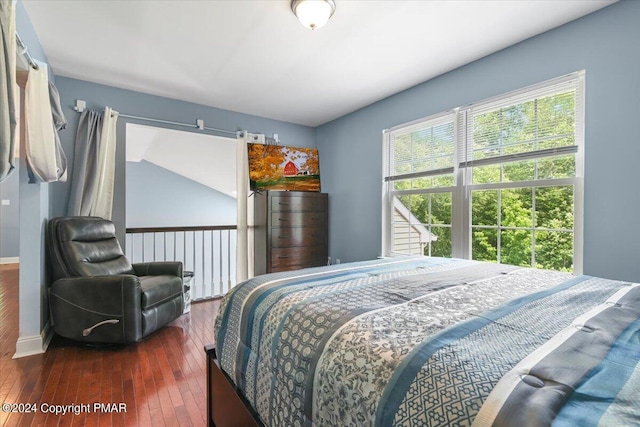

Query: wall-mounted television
248,143,321,192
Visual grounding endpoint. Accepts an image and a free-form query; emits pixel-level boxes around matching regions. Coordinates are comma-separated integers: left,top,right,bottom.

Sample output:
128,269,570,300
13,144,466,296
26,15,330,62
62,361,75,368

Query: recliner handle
82,319,120,336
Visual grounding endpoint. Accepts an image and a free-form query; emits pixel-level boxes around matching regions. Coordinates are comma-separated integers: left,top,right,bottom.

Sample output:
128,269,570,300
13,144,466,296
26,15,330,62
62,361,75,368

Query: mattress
214,256,640,426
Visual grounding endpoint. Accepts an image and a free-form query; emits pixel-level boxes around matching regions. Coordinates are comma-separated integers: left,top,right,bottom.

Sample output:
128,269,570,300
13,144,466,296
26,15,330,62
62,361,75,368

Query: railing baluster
210,230,216,295
227,229,231,294
201,230,205,300
219,230,223,296
192,230,196,297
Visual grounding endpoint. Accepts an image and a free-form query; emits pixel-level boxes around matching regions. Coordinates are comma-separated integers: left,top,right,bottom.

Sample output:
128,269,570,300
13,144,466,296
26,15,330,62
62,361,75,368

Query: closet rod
73,100,238,136
15,32,39,70
117,113,238,135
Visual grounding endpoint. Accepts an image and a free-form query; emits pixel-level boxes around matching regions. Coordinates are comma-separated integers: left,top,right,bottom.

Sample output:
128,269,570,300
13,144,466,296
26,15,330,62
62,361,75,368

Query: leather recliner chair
47,216,184,344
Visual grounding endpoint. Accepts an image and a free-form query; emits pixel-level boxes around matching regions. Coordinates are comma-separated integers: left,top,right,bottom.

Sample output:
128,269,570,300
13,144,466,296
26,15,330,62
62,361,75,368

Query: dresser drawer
270,227,326,248
271,246,327,268
271,195,327,213
271,212,326,227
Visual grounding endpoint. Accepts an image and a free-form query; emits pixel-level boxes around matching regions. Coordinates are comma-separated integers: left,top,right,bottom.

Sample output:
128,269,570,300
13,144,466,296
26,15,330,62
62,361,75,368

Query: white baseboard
0,257,19,264
13,323,52,358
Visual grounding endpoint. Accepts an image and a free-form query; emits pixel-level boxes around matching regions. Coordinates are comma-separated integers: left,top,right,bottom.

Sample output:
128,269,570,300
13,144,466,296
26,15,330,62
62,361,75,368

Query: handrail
126,225,237,234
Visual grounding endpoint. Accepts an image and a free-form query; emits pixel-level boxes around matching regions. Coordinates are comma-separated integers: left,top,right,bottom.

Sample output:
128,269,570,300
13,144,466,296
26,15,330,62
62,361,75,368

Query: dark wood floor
0,263,220,427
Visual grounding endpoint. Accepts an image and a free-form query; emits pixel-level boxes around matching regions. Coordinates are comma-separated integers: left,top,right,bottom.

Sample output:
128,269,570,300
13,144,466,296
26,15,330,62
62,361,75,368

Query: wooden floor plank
0,264,220,427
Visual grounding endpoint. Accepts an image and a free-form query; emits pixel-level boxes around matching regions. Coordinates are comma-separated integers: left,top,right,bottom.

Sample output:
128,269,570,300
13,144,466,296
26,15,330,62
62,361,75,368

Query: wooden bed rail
205,345,264,427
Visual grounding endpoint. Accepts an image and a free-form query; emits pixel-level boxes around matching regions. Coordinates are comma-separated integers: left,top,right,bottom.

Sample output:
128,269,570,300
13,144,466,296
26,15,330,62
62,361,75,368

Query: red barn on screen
283,161,299,176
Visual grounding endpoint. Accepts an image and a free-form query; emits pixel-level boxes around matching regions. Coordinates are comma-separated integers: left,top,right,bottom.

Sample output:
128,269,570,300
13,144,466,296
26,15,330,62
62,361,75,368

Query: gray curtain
0,0,16,183
48,81,68,182
67,110,104,216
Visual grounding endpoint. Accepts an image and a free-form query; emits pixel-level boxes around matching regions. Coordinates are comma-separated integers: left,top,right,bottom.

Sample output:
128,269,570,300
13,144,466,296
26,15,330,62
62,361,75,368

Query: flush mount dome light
291,0,336,31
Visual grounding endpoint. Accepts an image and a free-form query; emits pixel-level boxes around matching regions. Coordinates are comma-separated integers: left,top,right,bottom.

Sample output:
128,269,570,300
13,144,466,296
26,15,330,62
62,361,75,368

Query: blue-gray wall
0,164,19,259
317,0,638,282
126,160,236,227
53,76,316,244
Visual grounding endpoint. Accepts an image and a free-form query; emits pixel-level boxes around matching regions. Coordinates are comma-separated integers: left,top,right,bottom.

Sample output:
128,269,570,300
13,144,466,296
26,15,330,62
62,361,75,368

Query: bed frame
205,345,264,427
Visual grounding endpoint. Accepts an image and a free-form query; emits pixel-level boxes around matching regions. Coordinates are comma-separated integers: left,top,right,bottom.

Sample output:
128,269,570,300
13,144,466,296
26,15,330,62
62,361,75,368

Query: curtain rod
73,99,238,136
15,31,39,70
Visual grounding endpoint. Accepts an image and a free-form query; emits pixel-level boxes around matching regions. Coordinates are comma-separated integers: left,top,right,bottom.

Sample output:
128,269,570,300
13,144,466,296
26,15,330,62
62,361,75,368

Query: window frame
382,71,584,274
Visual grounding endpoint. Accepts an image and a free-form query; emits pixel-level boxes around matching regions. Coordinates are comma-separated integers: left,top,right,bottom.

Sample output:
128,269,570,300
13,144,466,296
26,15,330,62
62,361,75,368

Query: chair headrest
48,217,134,281
56,217,118,242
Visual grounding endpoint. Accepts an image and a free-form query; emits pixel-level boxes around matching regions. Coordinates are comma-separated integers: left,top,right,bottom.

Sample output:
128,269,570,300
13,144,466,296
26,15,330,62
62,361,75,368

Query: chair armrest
49,275,143,343
132,261,183,278
51,274,142,304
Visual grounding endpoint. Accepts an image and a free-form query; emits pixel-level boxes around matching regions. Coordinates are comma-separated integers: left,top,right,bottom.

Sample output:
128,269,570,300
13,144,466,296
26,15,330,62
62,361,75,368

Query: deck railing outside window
125,225,237,300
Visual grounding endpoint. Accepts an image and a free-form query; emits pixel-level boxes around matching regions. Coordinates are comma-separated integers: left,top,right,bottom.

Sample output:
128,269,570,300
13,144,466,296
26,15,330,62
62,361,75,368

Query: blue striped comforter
214,256,640,426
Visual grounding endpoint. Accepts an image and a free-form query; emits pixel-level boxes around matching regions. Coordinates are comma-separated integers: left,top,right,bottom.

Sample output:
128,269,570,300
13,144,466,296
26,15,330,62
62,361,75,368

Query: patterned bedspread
214,256,640,426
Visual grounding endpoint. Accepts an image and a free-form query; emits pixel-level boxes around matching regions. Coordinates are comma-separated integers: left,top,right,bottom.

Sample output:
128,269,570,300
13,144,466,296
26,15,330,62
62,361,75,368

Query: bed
206,256,640,426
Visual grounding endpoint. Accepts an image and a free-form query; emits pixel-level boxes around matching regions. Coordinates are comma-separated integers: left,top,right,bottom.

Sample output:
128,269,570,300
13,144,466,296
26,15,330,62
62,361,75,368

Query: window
384,112,456,257
383,72,584,273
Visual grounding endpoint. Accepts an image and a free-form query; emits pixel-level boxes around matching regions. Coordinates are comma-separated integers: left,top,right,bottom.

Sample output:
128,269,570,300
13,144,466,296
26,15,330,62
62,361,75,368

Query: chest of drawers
253,191,328,275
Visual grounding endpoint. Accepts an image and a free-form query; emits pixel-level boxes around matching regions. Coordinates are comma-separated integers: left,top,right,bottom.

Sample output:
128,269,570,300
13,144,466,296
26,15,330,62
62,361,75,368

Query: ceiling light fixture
291,0,336,31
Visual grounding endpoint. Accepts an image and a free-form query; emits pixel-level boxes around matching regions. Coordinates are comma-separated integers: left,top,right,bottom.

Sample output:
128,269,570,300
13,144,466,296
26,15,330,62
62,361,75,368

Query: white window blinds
459,74,583,170
385,112,456,183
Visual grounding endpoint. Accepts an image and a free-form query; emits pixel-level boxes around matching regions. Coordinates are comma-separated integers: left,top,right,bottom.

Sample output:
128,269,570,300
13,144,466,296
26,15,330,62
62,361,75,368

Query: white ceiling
23,0,614,127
